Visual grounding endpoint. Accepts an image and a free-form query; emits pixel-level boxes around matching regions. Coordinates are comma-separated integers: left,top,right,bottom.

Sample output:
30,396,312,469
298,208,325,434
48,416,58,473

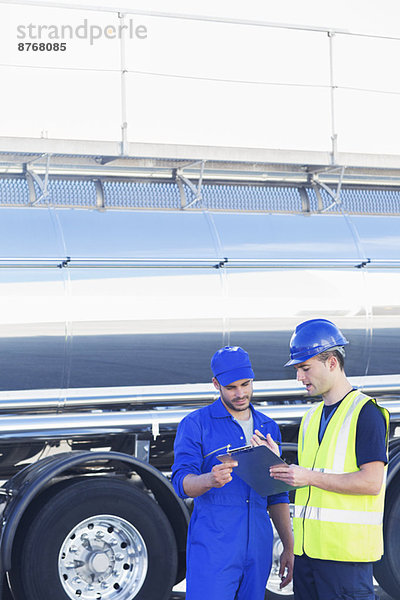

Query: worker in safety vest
269,319,389,600
172,346,294,600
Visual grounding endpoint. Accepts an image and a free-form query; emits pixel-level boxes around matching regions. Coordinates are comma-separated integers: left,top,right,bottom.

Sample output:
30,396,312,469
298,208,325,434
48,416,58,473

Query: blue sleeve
267,491,289,506
266,422,289,506
356,401,388,467
171,414,203,499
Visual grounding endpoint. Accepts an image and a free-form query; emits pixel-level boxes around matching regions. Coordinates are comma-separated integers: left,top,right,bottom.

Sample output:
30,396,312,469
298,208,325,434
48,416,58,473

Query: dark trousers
294,554,375,600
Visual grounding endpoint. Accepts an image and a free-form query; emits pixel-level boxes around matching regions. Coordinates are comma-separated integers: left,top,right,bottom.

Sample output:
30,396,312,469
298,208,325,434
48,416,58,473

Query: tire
2,575,14,600
10,477,177,600
373,480,400,599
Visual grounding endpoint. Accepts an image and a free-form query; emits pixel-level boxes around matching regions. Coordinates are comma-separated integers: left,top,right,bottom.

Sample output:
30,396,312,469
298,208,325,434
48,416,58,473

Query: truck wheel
10,477,177,600
264,536,294,600
373,480,400,599
265,507,294,600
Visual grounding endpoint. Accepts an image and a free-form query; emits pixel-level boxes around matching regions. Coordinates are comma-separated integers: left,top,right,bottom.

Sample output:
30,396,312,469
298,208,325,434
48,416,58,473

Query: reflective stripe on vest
300,402,319,455
294,390,389,562
294,504,383,526
331,392,368,473
301,391,369,463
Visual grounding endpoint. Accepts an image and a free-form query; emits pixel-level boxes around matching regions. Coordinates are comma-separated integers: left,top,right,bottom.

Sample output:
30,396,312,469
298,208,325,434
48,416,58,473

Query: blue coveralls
171,398,288,600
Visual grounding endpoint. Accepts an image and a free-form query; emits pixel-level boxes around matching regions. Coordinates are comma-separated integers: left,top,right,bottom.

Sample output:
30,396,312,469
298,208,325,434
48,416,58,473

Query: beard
219,388,252,413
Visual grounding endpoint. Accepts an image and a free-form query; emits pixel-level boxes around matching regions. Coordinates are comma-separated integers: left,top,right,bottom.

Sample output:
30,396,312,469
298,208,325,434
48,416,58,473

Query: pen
255,433,281,446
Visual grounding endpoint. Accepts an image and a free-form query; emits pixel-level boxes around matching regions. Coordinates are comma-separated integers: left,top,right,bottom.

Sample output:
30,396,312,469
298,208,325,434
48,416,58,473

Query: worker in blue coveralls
172,346,294,600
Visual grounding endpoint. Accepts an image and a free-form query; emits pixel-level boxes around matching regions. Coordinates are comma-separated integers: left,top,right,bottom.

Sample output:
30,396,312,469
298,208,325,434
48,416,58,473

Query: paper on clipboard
217,444,297,497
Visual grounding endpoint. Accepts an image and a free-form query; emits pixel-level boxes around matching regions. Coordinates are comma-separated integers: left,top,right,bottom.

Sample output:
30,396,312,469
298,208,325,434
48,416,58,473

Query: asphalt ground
169,583,395,599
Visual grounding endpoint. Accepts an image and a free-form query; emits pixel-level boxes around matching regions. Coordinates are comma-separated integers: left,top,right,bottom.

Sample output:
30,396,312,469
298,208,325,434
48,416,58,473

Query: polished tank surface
0,206,398,396
211,211,359,258
56,209,219,259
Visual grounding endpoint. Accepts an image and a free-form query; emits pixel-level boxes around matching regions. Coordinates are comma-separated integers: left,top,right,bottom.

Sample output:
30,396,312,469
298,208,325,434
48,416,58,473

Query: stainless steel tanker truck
0,145,399,600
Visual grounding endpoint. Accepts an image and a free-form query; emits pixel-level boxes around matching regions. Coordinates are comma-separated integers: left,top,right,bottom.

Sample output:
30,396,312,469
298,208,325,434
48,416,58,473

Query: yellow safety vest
294,390,389,562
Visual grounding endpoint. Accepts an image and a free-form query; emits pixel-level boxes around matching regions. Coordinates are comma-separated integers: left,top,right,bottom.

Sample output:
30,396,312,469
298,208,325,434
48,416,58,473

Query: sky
0,0,400,155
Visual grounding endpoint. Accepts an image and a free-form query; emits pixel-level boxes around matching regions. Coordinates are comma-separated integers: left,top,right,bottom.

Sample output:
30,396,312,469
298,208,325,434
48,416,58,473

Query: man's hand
270,463,311,487
182,460,237,497
279,547,294,589
251,429,280,456
209,461,238,488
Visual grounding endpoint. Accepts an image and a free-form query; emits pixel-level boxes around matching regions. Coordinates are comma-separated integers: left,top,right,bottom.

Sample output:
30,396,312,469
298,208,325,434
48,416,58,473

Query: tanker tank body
0,205,399,394
0,195,399,600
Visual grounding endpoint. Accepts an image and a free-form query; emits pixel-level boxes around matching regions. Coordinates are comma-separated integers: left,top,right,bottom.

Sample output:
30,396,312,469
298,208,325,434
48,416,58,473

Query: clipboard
217,444,297,497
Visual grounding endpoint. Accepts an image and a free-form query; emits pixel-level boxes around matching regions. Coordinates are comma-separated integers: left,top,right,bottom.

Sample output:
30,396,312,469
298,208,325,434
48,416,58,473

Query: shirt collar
209,397,231,418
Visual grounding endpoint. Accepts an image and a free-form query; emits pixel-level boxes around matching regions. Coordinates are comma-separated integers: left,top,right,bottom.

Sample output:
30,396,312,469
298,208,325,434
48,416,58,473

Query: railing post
119,12,128,156
328,31,338,165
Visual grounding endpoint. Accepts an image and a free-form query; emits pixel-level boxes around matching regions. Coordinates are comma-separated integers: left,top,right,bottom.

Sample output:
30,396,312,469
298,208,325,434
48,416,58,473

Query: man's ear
212,377,220,391
328,355,338,371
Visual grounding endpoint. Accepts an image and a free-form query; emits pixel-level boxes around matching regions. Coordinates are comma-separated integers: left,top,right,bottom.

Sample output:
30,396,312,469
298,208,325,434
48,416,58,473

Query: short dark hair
316,349,345,370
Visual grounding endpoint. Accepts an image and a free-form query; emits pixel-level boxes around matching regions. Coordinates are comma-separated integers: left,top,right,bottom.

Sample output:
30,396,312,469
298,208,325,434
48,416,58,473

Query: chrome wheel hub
59,514,148,600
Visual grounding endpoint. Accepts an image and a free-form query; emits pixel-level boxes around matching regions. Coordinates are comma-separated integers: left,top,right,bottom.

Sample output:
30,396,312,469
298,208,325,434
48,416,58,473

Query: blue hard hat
284,319,349,367
211,346,254,386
